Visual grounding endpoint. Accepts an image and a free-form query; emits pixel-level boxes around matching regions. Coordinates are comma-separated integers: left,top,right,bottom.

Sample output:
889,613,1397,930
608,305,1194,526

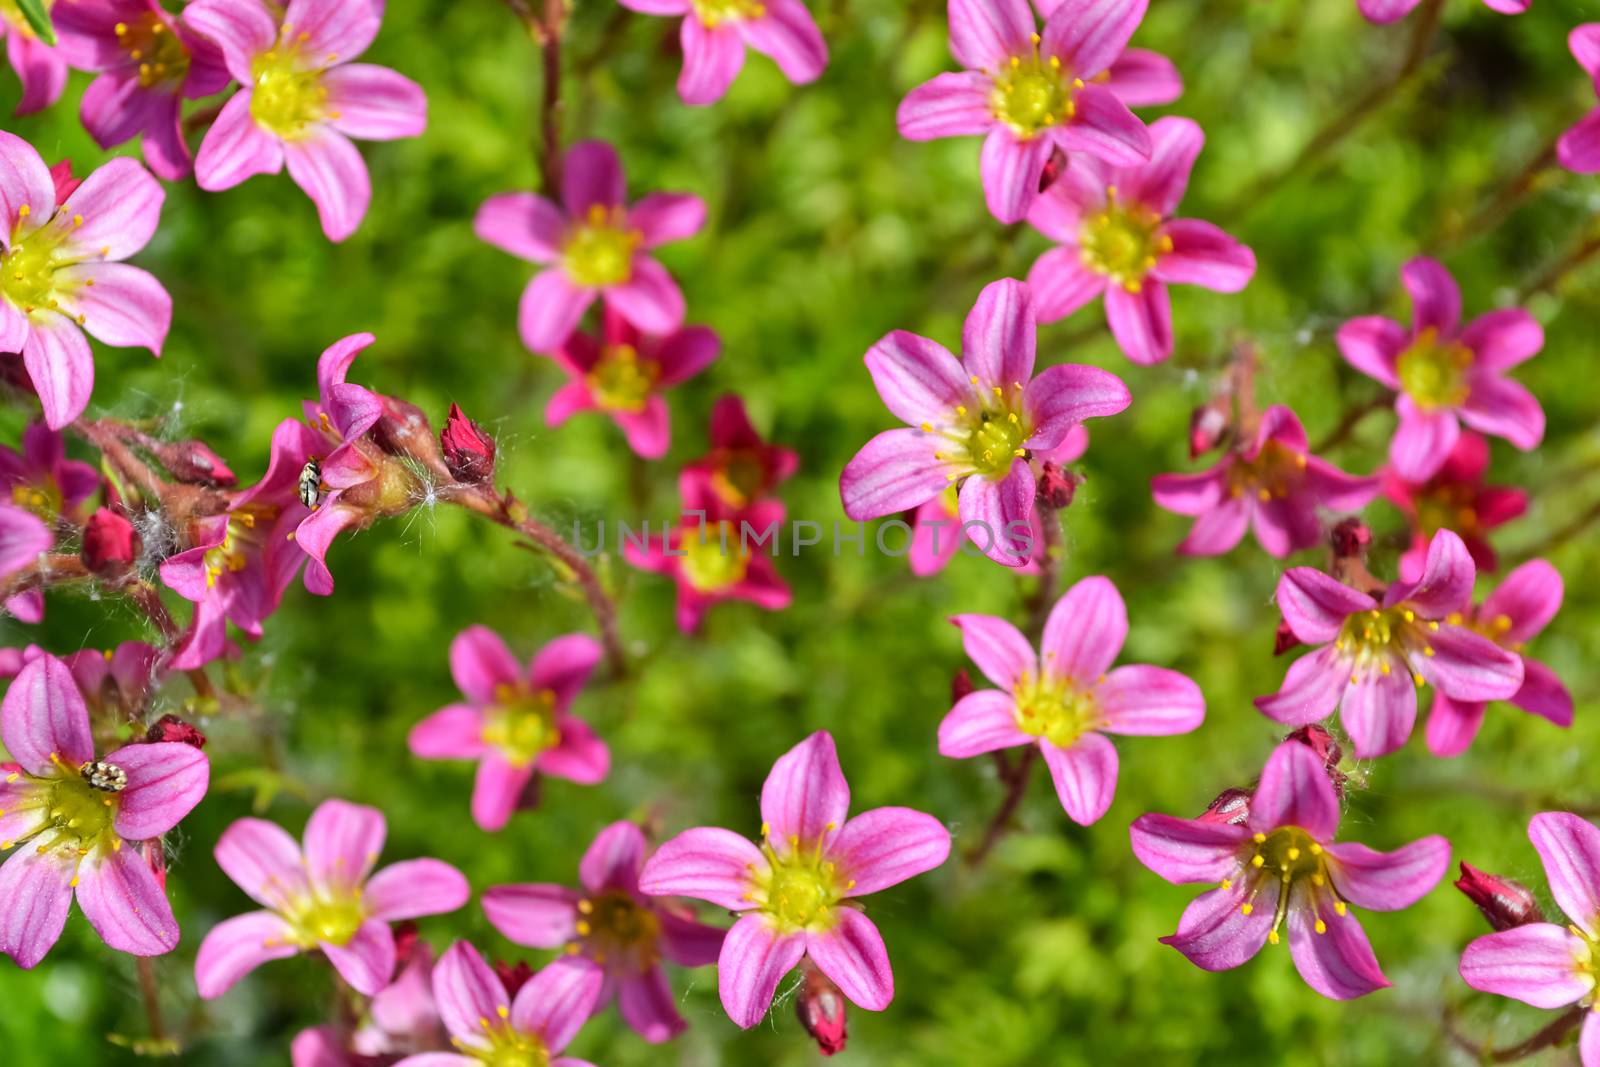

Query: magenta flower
475,140,705,353
53,0,230,180
617,0,827,106
1358,0,1527,25
64,641,159,718
1560,26,1600,173
939,576,1205,825
638,731,951,1028
195,799,470,998
680,393,800,511
1256,528,1525,758
547,305,719,459
407,626,610,832
1131,740,1450,999
1024,116,1256,364
896,0,1157,224
0,0,66,115
483,820,727,1043
186,0,427,241
1382,430,1526,582
0,132,171,429
0,651,209,967
839,278,1131,566
293,941,446,1066
1,418,100,621
1424,559,1571,757
391,941,603,1067
1151,405,1379,558
0,502,49,617
1460,812,1600,1059
1337,256,1544,483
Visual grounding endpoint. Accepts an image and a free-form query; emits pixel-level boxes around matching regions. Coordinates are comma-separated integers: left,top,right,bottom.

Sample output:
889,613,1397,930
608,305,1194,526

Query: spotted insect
79,760,128,793
299,458,324,509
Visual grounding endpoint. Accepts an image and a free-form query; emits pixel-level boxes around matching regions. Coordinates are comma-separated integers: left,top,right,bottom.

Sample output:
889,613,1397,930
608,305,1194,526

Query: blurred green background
4,0,1600,1062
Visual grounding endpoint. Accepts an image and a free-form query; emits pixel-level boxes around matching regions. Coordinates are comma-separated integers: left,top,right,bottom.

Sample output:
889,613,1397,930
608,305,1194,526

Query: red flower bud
796,964,848,1056
1330,517,1371,560
1188,403,1230,459
1455,862,1544,931
49,160,83,202
81,507,140,575
1284,724,1346,797
951,668,974,704
371,395,449,481
1036,461,1080,509
494,959,535,998
1273,619,1301,656
154,439,237,486
144,714,207,749
1197,787,1252,826
441,403,496,484
392,921,421,969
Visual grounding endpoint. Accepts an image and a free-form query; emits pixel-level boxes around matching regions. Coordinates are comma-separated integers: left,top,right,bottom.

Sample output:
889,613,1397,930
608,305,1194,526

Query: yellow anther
1334,901,1347,916
1287,848,1301,861
17,204,28,218
1267,929,1280,945
1241,903,1253,916
1253,832,1266,843
921,422,932,432
1251,854,1265,868
1314,919,1327,935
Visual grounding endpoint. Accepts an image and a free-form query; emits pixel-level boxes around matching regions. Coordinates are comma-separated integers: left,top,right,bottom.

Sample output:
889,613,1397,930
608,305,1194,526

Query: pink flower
680,393,799,510
475,140,705,353
896,0,1162,223
0,132,171,429
547,305,719,459
638,731,951,1028
1358,0,1528,25
1337,256,1544,483
1382,430,1525,582
407,626,610,832
1,418,99,620
64,640,159,718
483,820,727,1042
0,502,50,617
939,576,1205,825
391,941,603,1067
0,651,209,967
0,0,66,115
1151,405,1379,558
1460,811,1600,1064
186,0,427,241
1131,739,1450,999
623,476,791,633
195,799,470,997
618,0,828,106
1560,26,1600,174
909,426,1086,576
1024,116,1256,364
292,941,447,1066
53,0,230,180
1256,528,1525,758
1423,559,1571,757
839,278,1131,566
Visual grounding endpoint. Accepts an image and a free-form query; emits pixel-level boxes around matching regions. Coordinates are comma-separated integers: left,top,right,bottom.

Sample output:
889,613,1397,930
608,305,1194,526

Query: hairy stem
1312,394,1390,454
137,956,167,1045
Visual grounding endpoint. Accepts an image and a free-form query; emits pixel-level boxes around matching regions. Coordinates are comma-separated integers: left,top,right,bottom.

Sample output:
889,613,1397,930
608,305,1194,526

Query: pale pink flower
0,0,66,115
1560,25,1600,173
1358,0,1527,25
617,0,828,106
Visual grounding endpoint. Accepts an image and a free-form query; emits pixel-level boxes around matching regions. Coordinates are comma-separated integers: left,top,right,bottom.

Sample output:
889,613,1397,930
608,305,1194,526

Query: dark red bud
1330,518,1372,560
796,965,848,1056
441,403,496,484
370,395,449,481
391,921,420,969
1197,787,1252,826
1038,148,1069,194
144,713,207,749
1284,724,1346,796
81,507,140,575
1273,619,1301,656
1455,862,1544,931
154,439,237,486
494,960,535,998
951,668,974,705
1188,403,1230,459
1036,461,1080,509
49,159,83,202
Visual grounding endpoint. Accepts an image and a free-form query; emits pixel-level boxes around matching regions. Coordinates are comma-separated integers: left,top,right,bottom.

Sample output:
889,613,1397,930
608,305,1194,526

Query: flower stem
1311,394,1390,455
136,956,167,1046
1519,222,1600,301
1443,1003,1585,1063
1428,137,1561,252
967,747,1039,867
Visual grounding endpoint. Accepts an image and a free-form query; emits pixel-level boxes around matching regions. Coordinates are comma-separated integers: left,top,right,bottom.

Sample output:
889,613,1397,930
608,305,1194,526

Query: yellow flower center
680,520,751,592
1,224,73,318
482,685,560,768
1012,671,1100,748
1227,439,1309,503
924,379,1033,482
453,1017,549,1067
586,344,658,412
1414,482,1479,536
10,480,63,521
1396,327,1473,412
1235,827,1348,945
748,830,852,933
708,450,766,507
1334,607,1439,688
202,509,270,588
573,890,662,974
691,0,766,27
563,205,640,288
114,13,191,90
990,35,1082,140
1079,188,1171,294
250,38,331,140
279,887,366,947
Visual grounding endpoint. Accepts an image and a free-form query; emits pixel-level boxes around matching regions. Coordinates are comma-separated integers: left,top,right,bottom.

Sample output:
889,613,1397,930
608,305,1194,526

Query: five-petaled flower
637,730,952,1028
1256,528,1525,758
1460,811,1600,1064
1131,739,1451,999
408,626,610,832
483,820,727,1043
1,419,100,620
1337,256,1544,483
1357,0,1527,25
680,393,799,511
391,940,604,1067
0,131,171,430
839,278,1131,566
475,139,706,353
0,0,66,115
547,305,720,459
54,0,230,180
617,0,828,107
1422,559,1571,758
195,798,470,997
1151,405,1379,558
939,576,1206,825
0,650,209,968
1382,430,1526,583
186,0,428,241
896,0,1158,223
1561,25,1600,173
1025,116,1255,364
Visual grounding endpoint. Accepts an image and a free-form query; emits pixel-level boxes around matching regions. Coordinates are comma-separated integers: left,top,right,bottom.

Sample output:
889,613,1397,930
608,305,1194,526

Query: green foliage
3,0,1600,1064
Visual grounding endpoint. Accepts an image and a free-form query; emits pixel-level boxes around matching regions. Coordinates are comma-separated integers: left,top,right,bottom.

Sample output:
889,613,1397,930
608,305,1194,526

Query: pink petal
1424,695,1486,758
194,910,299,997
1248,740,1340,839
938,689,1031,757
1026,163,1106,238
432,940,511,1041
957,459,1035,566
1460,375,1545,451
1323,836,1450,911
807,907,893,1010
1176,495,1250,555
979,127,1050,225
449,625,521,703
1559,110,1600,173
838,428,948,521
0,129,54,227
864,328,971,426
1303,456,1381,512
0,503,50,581
1120,115,1201,216
1102,48,1182,107
53,262,171,354
617,968,685,1043
409,704,487,759
659,911,726,967
1096,664,1204,735
1583,1014,1600,1067
1513,659,1574,728
1459,923,1593,1009
1129,814,1250,883
536,714,609,784
283,0,381,60
194,91,285,191
638,826,763,911
324,64,428,141
77,72,165,152
74,841,179,956
519,269,593,353
21,313,96,431
0,844,75,968
214,817,307,908
527,632,601,708
1153,219,1256,292
105,741,209,840
606,256,685,335
1255,645,1350,727
1040,0,1149,81
1159,880,1275,972
482,884,581,947
1402,256,1461,337
1482,559,1563,642
962,277,1036,391
829,807,951,896
579,820,646,894
1460,308,1542,373
761,731,850,849
303,798,386,892
474,192,563,263
291,1027,348,1067
6,35,67,116
511,956,604,1052
182,0,277,83
1531,812,1600,936
1339,663,1417,759
471,753,533,832
947,0,1035,70
655,324,719,386
1041,575,1126,683
322,917,397,995
1276,567,1372,643
613,398,671,458
1573,24,1600,77
1,652,93,775
1358,0,1422,21
545,380,596,426
1104,280,1172,364
1413,624,1522,703
897,72,995,140
738,0,828,84
717,914,805,1029
1392,527,1475,617
1285,883,1389,1000
951,613,1036,690
1054,83,1150,166
283,127,372,242
1040,731,1118,825
628,192,706,248
678,17,745,106
364,859,470,921
1027,246,1104,323
1335,316,1405,389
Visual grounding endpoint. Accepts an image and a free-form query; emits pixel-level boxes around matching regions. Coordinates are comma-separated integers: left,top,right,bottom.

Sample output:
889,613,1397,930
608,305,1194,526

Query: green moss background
4,0,1600,1063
